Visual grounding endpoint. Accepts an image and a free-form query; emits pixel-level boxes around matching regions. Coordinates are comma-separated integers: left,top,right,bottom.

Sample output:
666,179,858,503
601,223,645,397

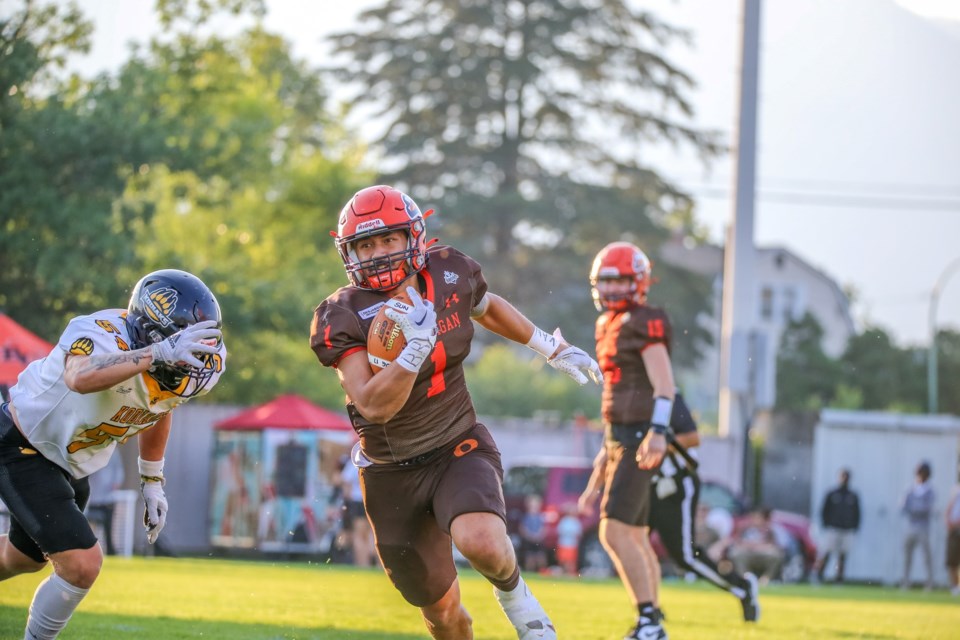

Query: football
367,289,413,372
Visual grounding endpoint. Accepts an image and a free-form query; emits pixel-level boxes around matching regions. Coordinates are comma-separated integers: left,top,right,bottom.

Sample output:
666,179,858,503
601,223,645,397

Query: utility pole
928,257,960,413
718,0,761,494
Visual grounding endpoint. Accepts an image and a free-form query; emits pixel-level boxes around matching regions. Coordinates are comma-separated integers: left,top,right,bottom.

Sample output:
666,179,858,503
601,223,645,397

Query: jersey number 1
426,341,447,397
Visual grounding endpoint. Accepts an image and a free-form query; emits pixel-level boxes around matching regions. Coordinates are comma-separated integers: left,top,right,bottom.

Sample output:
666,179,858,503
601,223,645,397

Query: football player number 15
647,318,665,338
426,341,447,398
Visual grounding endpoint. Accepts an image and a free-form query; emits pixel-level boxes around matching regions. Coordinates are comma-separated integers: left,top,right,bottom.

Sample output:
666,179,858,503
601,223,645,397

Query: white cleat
624,619,667,640
494,578,557,639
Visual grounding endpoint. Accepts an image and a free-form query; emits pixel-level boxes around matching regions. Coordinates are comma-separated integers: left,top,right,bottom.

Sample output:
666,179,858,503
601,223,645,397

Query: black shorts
359,423,505,607
947,529,960,568
601,442,656,527
0,403,96,562
342,499,367,524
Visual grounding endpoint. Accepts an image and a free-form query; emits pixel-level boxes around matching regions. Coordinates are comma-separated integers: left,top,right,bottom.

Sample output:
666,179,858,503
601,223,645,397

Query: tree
933,328,960,416
775,313,842,410
0,1,133,338
838,327,924,412
0,0,369,406
465,344,600,420
107,14,371,404
327,0,719,360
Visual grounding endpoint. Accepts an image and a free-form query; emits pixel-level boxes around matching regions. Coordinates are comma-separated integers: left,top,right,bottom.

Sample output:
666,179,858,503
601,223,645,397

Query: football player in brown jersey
577,241,673,640
582,393,761,626
311,185,602,640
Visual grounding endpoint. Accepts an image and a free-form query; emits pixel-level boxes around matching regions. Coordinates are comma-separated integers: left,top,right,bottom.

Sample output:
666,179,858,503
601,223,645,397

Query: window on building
760,286,774,320
782,286,797,320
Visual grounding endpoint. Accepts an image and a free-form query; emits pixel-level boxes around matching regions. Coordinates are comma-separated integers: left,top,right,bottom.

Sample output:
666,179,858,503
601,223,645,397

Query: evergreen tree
327,0,719,361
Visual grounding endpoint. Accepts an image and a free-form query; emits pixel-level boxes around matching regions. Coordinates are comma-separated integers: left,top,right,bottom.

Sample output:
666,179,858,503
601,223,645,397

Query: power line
668,174,960,196
758,176,960,196
689,187,960,211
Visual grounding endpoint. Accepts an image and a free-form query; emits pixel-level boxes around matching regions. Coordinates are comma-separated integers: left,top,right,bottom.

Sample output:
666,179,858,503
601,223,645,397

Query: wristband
526,327,560,359
651,423,668,436
138,456,165,482
651,396,673,431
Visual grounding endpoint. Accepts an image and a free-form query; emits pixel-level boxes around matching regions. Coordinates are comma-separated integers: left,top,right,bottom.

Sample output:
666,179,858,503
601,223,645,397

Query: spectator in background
901,461,935,591
946,484,960,596
555,503,582,576
813,468,860,583
518,494,548,573
340,454,375,567
85,452,126,556
720,508,785,585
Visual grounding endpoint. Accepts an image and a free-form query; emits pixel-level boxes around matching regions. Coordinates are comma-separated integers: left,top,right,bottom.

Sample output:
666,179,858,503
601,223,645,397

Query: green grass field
1,557,959,639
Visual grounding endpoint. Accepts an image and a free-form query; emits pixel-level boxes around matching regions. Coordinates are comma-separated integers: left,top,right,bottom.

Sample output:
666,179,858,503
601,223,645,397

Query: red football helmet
334,185,431,291
589,241,652,311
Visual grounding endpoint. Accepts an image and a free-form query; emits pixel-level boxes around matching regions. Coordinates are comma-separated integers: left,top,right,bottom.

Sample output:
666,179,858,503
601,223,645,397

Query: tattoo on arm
87,350,150,372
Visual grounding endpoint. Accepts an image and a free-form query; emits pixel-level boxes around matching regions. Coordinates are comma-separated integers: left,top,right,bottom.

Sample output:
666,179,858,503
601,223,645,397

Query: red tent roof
0,314,55,386
215,394,353,431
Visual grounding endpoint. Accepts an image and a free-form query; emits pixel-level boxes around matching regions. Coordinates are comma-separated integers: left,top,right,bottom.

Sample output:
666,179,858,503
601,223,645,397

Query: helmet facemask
125,269,222,398
591,277,642,312
589,242,652,311
338,223,423,291
334,186,430,291
137,323,219,399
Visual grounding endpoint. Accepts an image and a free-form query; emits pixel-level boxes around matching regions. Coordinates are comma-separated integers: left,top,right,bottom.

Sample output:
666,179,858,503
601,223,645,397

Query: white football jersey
9,309,227,478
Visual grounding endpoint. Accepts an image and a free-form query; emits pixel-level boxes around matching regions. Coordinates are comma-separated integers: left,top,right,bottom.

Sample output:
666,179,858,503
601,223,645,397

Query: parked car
502,457,817,582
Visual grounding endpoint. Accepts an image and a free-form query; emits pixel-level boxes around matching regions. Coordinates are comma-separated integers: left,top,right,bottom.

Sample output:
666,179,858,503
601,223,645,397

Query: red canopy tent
215,393,352,432
210,394,354,552
0,313,54,396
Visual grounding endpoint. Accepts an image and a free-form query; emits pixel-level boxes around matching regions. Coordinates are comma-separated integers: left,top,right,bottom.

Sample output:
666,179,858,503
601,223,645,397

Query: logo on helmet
356,219,386,233
400,193,421,220
142,287,179,327
632,253,645,277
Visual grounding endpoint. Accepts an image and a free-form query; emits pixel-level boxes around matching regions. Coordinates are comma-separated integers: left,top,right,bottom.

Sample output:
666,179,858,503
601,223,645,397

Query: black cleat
741,572,760,622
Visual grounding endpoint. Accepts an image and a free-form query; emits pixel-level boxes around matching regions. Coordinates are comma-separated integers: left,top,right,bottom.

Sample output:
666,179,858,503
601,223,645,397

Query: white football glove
150,319,221,369
548,329,604,386
384,286,438,372
140,479,168,544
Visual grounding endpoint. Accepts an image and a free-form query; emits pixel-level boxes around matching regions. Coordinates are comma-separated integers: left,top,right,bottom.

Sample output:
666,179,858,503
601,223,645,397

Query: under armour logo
444,270,459,284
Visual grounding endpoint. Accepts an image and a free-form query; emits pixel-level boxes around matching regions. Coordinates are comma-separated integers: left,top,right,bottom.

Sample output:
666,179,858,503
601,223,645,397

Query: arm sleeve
669,392,697,434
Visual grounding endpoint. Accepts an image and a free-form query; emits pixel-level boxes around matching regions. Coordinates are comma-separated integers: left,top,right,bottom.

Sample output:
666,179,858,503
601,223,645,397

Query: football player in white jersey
0,269,226,640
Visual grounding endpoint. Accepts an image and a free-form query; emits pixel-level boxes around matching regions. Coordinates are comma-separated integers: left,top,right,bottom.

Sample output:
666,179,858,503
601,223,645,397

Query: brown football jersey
310,245,488,461
595,304,672,425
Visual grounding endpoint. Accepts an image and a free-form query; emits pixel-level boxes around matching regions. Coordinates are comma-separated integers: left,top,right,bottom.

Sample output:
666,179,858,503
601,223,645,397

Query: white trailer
811,409,960,587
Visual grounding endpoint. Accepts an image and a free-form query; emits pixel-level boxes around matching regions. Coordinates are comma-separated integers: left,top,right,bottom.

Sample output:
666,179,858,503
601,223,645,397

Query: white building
659,237,856,427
